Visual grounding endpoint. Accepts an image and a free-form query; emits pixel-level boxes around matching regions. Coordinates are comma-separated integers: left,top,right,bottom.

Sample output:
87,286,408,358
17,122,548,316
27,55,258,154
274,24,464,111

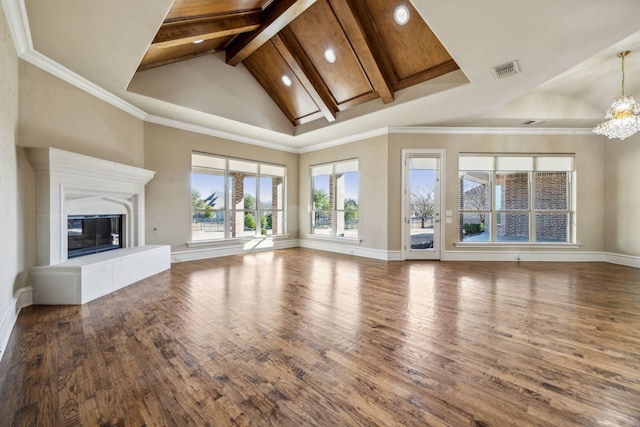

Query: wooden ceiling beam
226,0,317,66
152,12,262,49
272,32,337,122
328,0,394,104
138,49,218,72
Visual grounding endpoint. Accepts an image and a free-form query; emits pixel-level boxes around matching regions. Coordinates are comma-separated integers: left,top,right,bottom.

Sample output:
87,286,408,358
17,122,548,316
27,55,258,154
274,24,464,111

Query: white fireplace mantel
27,147,156,266
27,148,170,305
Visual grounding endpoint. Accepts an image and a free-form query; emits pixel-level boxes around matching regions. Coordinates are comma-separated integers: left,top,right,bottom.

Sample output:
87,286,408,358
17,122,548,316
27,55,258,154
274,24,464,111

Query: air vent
523,120,549,126
491,60,521,79
522,120,548,126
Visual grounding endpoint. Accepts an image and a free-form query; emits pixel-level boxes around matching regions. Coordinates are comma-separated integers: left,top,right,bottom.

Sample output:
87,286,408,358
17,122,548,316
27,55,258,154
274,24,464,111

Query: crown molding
297,127,390,154
2,0,598,155
388,126,595,136
1,0,30,55
22,50,147,119
144,115,299,153
3,0,146,120
297,126,596,154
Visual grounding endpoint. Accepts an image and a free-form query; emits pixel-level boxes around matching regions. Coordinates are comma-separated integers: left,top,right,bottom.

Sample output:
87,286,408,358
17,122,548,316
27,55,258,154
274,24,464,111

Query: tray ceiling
137,0,459,126
11,0,640,149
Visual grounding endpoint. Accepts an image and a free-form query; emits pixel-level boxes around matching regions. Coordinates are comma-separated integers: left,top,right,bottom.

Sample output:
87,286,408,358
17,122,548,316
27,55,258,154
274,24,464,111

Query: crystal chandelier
593,51,640,140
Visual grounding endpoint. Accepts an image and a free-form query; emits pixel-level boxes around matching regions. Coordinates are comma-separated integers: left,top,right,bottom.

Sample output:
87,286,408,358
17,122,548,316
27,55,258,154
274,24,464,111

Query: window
191,153,285,241
311,160,358,238
459,155,574,243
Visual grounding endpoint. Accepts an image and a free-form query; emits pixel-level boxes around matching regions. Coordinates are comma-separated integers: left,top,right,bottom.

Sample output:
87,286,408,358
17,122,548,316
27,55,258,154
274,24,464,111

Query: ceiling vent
491,60,520,79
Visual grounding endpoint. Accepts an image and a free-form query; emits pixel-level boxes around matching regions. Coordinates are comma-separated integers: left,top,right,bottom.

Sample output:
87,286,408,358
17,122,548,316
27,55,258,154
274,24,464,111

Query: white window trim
458,154,575,245
191,152,287,243
310,159,359,240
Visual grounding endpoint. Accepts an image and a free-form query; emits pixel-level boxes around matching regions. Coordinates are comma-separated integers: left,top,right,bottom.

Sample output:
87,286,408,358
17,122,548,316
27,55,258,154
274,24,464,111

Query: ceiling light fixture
593,50,640,140
394,5,410,25
281,75,293,87
192,39,204,44
324,48,337,64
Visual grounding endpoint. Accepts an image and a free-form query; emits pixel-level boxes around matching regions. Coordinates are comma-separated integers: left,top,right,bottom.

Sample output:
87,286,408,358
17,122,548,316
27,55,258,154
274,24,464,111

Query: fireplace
28,147,171,305
68,214,123,258
27,147,156,266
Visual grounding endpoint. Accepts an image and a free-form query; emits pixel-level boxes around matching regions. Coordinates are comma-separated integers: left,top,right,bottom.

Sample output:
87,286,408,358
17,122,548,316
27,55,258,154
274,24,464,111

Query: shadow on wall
14,146,36,295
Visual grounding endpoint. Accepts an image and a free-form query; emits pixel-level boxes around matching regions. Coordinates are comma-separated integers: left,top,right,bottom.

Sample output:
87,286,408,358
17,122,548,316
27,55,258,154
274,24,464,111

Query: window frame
310,159,359,239
191,152,286,243
458,154,575,244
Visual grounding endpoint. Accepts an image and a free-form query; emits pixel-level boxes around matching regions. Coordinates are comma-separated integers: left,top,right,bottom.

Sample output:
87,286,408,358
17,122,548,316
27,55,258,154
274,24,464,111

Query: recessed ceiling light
192,39,204,44
282,75,293,87
394,5,410,25
324,48,337,64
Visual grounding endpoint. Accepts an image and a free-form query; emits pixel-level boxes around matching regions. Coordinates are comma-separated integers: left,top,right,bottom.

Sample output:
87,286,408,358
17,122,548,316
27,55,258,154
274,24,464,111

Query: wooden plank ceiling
138,0,459,126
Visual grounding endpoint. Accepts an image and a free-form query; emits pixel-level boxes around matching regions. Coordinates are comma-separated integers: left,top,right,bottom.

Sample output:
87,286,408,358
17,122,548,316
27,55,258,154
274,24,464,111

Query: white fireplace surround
27,147,170,304
27,147,154,265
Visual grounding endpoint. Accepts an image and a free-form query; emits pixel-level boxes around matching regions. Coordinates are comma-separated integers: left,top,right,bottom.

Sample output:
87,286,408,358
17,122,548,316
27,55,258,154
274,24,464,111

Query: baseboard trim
0,286,32,363
172,238,299,263
604,252,640,268
173,241,640,267
441,250,605,262
298,239,397,261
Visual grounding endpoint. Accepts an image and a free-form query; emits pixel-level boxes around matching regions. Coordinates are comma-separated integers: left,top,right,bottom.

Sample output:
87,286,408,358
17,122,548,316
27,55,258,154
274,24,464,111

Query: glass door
403,151,442,260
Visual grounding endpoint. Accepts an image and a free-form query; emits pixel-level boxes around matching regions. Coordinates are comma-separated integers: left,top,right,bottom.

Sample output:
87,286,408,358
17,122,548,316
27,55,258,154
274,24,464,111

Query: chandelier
593,50,640,140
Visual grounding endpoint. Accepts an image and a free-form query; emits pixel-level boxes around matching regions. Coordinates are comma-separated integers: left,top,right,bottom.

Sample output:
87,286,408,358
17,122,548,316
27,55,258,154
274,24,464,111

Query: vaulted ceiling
8,0,640,150
137,0,459,126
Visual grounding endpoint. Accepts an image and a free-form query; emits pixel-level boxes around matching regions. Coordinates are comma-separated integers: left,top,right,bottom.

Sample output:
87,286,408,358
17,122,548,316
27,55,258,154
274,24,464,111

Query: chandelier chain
619,50,630,97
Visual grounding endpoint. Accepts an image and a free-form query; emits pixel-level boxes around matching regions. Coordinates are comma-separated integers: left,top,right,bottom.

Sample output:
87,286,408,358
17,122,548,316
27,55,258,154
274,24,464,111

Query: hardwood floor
1,248,639,426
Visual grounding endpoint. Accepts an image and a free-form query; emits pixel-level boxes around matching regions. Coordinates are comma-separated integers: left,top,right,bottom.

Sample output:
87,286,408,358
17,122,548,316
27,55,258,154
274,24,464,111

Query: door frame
401,149,446,260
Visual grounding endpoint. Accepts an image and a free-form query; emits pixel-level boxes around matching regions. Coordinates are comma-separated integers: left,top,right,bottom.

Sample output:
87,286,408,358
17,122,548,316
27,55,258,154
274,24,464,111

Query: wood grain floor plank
1,249,639,426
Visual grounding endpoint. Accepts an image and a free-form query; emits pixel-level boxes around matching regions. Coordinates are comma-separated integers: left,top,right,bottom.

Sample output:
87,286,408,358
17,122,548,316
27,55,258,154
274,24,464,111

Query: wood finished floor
1,248,640,426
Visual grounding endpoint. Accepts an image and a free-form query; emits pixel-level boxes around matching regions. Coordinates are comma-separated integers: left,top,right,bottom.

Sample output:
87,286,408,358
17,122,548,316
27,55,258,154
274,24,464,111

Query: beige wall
605,133,640,256
387,133,606,252
18,62,144,167
298,133,608,256
144,123,299,251
0,4,24,324
298,135,389,251
15,60,147,276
